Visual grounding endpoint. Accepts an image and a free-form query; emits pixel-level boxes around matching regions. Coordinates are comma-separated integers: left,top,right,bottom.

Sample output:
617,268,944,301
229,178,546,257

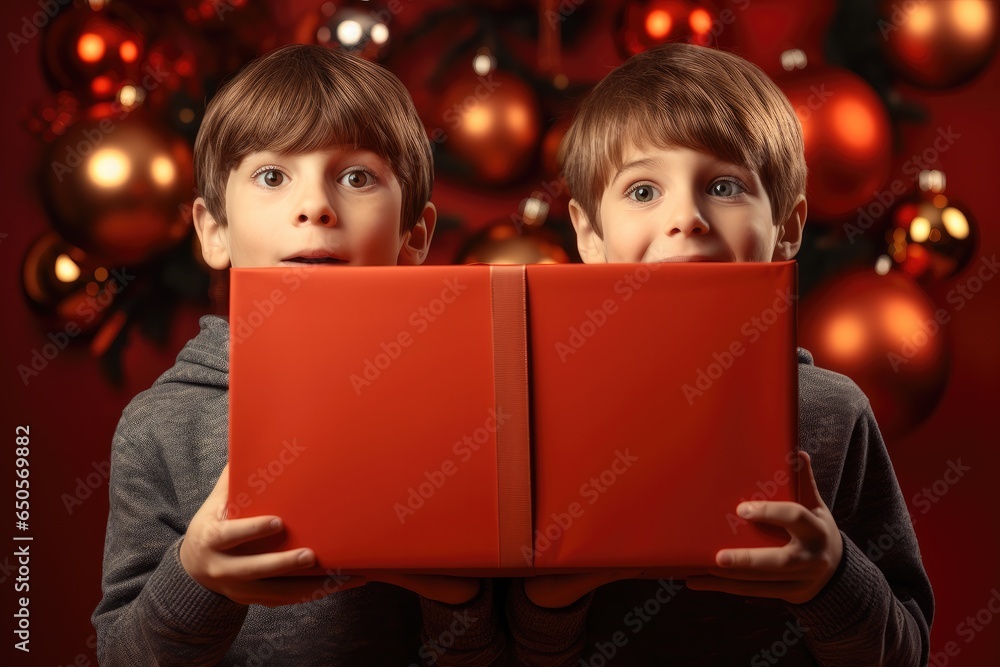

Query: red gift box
228,262,798,576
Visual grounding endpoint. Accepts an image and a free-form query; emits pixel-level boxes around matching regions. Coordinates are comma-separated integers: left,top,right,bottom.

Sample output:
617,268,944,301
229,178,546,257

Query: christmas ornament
884,171,977,283
456,220,570,264
716,0,835,75
21,232,120,333
781,66,892,219
880,0,999,89
42,115,194,264
296,0,392,61
41,4,148,104
800,269,950,438
436,68,541,185
617,0,718,57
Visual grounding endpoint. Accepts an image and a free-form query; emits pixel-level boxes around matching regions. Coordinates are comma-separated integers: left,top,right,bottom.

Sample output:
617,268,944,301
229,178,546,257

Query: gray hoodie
94,315,932,665
94,316,511,665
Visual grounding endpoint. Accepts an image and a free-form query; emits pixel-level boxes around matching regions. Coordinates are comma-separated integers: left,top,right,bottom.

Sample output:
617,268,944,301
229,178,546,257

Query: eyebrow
613,154,760,188
612,157,659,183
237,148,389,170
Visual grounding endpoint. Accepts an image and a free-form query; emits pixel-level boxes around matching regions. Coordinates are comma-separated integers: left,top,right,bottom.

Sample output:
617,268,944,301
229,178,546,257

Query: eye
339,168,376,189
626,182,661,203
251,166,286,188
709,179,746,198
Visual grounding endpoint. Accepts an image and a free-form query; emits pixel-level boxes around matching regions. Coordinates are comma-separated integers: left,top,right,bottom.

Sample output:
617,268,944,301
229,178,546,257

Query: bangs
195,44,433,231
581,73,765,200
221,59,389,170
560,43,806,236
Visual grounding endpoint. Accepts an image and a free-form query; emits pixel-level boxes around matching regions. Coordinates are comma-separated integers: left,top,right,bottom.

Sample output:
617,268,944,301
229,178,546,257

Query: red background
1,1,998,664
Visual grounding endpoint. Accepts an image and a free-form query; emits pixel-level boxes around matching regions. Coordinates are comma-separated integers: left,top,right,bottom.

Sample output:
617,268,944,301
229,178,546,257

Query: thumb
796,450,825,511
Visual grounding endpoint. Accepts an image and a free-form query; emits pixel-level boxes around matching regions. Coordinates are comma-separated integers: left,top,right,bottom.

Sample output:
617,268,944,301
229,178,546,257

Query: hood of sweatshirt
153,315,229,390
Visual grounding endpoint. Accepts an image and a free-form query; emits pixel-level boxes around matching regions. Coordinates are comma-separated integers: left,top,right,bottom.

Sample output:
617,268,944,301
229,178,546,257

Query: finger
701,568,807,582
709,553,838,583
231,575,368,607
735,501,826,543
221,547,318,580
369,574,481,605
714,546,808,572
685,575,805,599
796,450,826,511
211,515,285,551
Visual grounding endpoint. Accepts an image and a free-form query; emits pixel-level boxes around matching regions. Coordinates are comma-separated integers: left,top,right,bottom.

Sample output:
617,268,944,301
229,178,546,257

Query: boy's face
194,147,434,269
570,145,804,264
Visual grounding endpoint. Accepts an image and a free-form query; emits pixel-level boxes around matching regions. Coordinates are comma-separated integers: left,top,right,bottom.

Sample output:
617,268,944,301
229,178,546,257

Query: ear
192,197,231,270
772,195,807,261
397,202,438,266
569,199,606,264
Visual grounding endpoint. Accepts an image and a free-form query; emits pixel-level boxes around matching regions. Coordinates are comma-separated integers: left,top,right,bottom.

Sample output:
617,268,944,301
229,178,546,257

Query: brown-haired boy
511,43,934,665
92,45,515,665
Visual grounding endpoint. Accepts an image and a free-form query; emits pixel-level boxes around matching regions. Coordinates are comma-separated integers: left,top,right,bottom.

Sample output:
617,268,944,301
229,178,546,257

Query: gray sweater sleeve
418,579,507,665
92,412,247,665
505,579,594,665
788,370,933,666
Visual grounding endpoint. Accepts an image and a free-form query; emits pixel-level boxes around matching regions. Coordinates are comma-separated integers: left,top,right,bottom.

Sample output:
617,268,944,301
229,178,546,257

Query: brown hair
560,43,806,236
194,44,432,232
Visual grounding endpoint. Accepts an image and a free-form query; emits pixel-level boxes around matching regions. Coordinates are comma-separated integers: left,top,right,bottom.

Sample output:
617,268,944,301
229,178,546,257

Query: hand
364,573,482,605
179,464,366,607
685,450,843,604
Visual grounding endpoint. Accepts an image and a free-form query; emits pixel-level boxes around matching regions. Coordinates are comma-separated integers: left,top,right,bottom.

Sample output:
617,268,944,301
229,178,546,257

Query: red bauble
886,191,978,283
881,0,999,89
780,67,892,219
41,115,194,264
21,232,118,333
618,0,718,56
295,0,393,61
715,0,836,75
800,270,950,439
41,5,148,104
436,70,541,185
455,220,570,265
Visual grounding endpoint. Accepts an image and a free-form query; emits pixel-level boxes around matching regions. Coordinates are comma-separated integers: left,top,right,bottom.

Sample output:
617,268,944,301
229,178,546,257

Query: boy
508,43,934,665
92,44,514,665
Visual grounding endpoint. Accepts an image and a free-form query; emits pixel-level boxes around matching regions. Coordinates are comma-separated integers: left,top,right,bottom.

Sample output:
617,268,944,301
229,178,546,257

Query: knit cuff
418,579,505,665
506,579,593,654
143,539,249,637
786,533,888,642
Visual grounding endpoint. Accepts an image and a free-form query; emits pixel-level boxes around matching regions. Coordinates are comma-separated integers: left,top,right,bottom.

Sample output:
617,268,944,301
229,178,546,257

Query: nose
296,183,337,227
664,197,709,237
298,211,335,226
